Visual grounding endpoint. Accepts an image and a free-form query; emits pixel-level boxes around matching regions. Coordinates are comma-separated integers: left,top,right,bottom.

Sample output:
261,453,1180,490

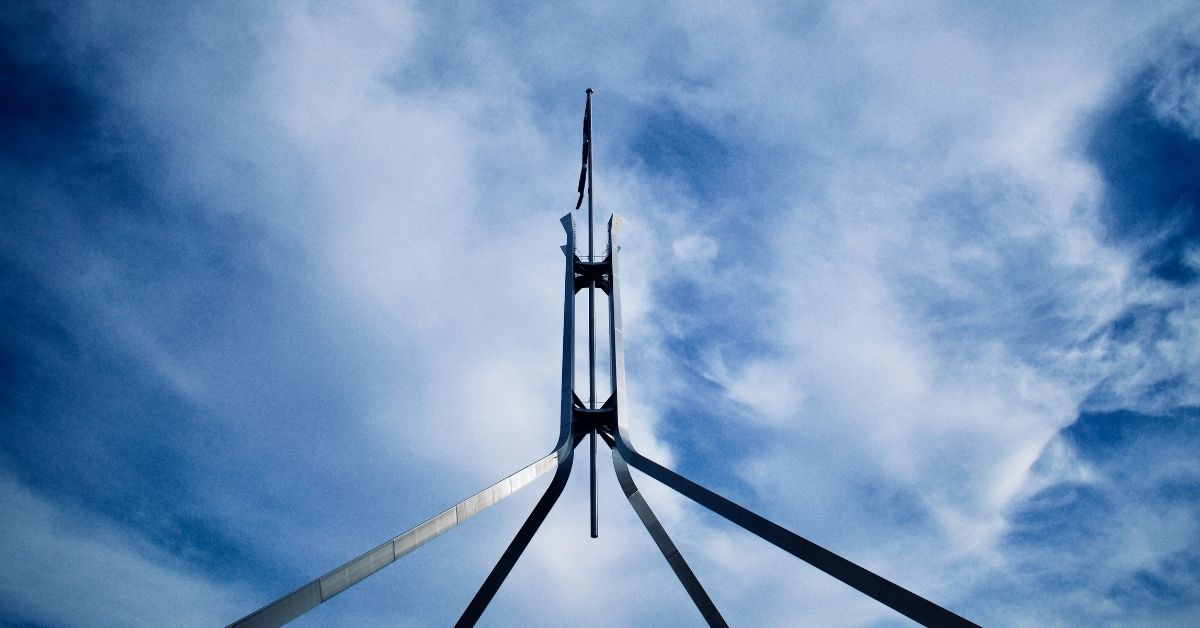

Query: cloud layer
2,1,1198,626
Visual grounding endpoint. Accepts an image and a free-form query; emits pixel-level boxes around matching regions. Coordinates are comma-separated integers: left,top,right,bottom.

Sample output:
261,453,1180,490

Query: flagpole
585,88,598,539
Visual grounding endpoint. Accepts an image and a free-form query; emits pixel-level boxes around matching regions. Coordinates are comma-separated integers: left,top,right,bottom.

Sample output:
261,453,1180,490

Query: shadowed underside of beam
225,450,561,628
608,438,728,627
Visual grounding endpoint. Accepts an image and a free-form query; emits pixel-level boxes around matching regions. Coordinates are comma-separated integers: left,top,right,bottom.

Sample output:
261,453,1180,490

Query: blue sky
2,2,1199,626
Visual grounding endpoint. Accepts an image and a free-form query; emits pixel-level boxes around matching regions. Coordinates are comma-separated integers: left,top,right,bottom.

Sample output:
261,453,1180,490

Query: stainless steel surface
601,213,974,627
612,433,977,627
230,93,976,627
318,539,394,601
226,582,320,628
455,433,582,627
226,449,561,628
609,439,727,627
606,215,628,431
455,215,586,626
559,213,578,445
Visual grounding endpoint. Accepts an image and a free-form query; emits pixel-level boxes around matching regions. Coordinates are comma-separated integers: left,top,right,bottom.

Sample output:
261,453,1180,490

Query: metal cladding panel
559,214,577,442
393,529,418,558
512,465,535,491
413,517,438,545
370,540,396,568
318,566,348,601
435,507,458,534
456,493,481,523
536,453,557,476
521,468,535,489
455,440,577,625
319,568,348,601
606,215,628,431
477,485,496,509
230,581,321,628
319,540,395,602
232,448,569,626
494,477,512,501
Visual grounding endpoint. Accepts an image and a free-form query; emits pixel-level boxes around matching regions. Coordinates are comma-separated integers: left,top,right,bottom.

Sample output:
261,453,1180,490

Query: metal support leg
227,449,563,628
603,433,728,627
613,432,978,628
455,433,583,627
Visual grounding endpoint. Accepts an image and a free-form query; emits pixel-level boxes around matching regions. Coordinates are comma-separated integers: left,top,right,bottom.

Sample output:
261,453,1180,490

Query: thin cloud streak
2,1,1198,627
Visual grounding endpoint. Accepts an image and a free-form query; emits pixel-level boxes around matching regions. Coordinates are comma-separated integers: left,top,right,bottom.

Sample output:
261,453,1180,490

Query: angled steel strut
225,449,561,628
603,429,728,627
227,92,979,627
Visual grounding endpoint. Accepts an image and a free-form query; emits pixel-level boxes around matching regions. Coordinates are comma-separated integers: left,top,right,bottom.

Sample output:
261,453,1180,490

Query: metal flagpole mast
585,88,599,539
225,87,980,628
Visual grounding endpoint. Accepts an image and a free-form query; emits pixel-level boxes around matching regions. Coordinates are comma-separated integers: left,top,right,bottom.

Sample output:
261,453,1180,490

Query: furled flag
575,89,592,210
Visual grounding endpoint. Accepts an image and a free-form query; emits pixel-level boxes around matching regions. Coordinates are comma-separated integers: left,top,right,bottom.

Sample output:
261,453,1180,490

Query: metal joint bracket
573,257,612,294
571,405,616,435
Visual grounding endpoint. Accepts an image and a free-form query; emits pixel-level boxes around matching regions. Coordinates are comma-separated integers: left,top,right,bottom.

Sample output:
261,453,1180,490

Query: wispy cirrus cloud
0,473,254,627
2,2,1199,627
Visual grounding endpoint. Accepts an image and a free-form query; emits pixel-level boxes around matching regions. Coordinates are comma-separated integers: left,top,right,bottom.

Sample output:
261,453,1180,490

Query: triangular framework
228,96,979,628
228,215,977,628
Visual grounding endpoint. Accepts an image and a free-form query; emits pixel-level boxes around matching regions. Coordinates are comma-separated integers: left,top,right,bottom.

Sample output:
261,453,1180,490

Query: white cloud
1149,37,1200,140
671,233,718,263
7,1,1199,626
0,473,253,628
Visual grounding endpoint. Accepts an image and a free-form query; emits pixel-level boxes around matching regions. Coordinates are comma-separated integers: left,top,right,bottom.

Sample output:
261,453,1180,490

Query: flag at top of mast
575,89,592,210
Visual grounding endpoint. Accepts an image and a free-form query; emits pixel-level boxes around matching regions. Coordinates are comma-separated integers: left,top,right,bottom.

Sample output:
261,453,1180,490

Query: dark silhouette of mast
585,88,599,539
227,90,979,628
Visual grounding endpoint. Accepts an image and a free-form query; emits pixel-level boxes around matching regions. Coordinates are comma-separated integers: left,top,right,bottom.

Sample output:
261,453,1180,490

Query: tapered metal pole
603,432,728,627
586,88,598,539
589,424,597,538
